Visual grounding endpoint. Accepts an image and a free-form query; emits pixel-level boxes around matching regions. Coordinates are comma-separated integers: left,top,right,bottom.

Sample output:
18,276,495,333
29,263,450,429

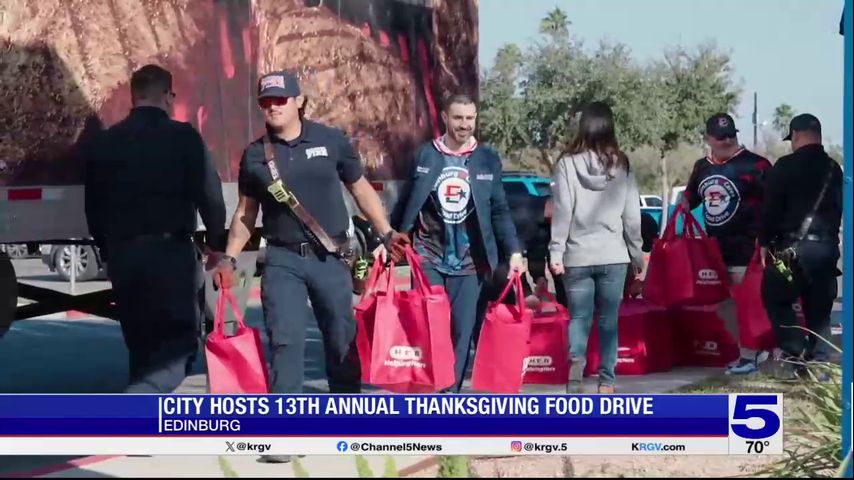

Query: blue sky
479,0,845,146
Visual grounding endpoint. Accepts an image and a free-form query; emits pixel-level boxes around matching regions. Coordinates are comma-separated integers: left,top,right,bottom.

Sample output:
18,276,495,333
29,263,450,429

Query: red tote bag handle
214,288,247,335
494,273,527,319
361,249,394,297
405,246,435,296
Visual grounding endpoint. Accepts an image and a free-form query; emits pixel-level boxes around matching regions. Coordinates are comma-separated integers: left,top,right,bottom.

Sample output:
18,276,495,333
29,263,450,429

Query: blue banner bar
0,394,729,437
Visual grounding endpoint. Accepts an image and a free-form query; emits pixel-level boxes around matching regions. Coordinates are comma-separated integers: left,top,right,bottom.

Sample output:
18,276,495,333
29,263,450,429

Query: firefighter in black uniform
213,71,408,462
84,64,227,393
760,114,842,375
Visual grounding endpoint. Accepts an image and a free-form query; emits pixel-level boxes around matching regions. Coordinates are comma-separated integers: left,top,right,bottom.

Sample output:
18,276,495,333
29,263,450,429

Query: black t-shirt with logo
237,121,364,244
413,154,482,275
684,148,772,266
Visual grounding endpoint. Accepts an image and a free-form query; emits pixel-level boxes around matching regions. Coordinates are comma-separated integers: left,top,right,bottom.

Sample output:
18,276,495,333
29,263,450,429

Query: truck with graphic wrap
0,0,479,335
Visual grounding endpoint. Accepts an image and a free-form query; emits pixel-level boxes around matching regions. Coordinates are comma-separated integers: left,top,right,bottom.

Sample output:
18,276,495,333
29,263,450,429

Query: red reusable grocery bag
643,205,730,307
671,304,739,367
732,247,776,351
354,249,394,380
471,274,533,393
732,248,808,351
523,291,569,385
355,247,454,393
585,298,674,376
205,288,270,394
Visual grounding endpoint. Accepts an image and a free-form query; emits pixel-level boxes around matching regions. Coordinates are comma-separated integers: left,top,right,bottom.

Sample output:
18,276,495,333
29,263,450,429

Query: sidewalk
32,454,436,478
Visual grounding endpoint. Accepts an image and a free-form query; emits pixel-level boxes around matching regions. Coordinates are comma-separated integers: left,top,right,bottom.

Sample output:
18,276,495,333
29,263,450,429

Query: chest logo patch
434,166,473,224
305,146,328,159
699,174,741,226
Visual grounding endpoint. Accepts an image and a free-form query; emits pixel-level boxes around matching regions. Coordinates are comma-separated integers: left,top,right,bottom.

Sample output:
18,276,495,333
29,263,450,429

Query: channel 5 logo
729,394,782,439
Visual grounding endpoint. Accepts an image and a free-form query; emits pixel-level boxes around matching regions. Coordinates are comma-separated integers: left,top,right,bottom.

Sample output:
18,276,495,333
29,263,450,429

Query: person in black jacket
84,64,226,393
760,114,842,374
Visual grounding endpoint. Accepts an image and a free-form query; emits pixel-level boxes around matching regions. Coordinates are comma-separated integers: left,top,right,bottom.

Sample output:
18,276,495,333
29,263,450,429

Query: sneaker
726,358,758,375
566,381,583,394
598,385,615,394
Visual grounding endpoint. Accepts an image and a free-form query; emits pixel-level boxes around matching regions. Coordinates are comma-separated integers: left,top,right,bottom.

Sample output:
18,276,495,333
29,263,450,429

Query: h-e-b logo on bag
697,269,721,285
384,346,426,369
524,355,556,373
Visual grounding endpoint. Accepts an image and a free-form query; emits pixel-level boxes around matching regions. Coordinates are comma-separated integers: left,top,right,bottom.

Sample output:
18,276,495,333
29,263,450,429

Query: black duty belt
787,232,836,243
267,235,349,258
113,232,192,244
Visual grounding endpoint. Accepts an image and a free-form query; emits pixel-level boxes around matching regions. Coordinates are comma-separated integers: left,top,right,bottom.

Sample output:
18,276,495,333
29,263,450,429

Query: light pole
752,91,758,149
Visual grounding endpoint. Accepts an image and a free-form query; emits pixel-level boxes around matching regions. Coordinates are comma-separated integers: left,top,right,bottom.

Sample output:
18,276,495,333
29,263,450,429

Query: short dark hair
443,93,476,112
130,64,172,102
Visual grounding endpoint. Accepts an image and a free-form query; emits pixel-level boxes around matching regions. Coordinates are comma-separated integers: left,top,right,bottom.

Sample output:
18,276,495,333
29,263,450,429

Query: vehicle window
502,181,530,208
646,197,663,207
503,181,529,197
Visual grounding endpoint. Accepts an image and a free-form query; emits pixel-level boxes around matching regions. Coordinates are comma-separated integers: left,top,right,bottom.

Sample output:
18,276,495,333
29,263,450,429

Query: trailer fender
0,253,17,338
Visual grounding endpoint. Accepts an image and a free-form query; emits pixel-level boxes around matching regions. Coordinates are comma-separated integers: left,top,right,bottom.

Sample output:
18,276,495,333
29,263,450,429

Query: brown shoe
598,385,615,394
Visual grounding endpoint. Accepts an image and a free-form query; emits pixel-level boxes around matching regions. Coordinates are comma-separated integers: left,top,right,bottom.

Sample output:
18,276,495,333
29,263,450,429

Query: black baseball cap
704,113,739,139
783,113,821,141
257,71,300,99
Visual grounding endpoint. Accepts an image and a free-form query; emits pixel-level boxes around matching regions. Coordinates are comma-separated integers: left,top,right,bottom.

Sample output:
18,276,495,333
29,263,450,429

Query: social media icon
336,441,348,452
511,441,522,452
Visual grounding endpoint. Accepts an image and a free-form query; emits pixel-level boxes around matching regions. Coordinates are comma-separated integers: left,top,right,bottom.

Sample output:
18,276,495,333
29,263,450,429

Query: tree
478,44,528,157
827,144,844,164
653,42,742,153
478,10,742,183
772,103,797,136
540,7,570,39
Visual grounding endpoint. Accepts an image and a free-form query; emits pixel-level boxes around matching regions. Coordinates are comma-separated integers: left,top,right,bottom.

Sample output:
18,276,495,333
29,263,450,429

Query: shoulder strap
262,136,342,255
793,160,836,243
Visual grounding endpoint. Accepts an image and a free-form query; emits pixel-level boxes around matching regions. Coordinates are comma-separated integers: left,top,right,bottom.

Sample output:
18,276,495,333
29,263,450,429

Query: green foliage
754,331,845,478
437,456,471,478
480,8,741,179
539,7,570,40
356,455,375,477
217,457,239,478
754,361,845,477
292,457,311,478
772,103,797,136
827,143,844,164
382,456,399,477
628,143,703,194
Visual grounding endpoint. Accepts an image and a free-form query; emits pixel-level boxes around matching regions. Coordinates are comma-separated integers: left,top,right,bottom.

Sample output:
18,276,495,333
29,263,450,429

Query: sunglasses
259,96,290,109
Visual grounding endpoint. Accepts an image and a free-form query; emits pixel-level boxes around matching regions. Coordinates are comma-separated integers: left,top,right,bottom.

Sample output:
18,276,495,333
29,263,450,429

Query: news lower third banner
0,394,782,456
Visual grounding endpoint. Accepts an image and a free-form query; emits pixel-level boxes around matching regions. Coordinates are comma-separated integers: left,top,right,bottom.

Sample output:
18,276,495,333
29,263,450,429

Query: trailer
0,0,480,336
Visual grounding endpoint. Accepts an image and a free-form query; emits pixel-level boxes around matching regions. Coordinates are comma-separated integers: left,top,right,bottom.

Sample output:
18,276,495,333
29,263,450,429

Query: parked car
640,194,663,208
640,186,705,234
0,243,39,259
41,244,106,282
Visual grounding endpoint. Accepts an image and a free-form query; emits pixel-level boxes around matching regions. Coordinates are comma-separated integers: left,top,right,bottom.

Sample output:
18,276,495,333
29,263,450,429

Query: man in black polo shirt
213,72,407,445
760,114,842,375
84,64,226,393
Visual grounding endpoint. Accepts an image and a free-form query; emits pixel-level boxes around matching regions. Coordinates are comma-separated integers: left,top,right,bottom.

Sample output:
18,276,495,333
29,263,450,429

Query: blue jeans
562,263,628,388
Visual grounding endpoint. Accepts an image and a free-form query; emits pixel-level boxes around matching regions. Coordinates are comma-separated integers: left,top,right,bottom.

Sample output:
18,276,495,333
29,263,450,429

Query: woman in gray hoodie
549,102,644,394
